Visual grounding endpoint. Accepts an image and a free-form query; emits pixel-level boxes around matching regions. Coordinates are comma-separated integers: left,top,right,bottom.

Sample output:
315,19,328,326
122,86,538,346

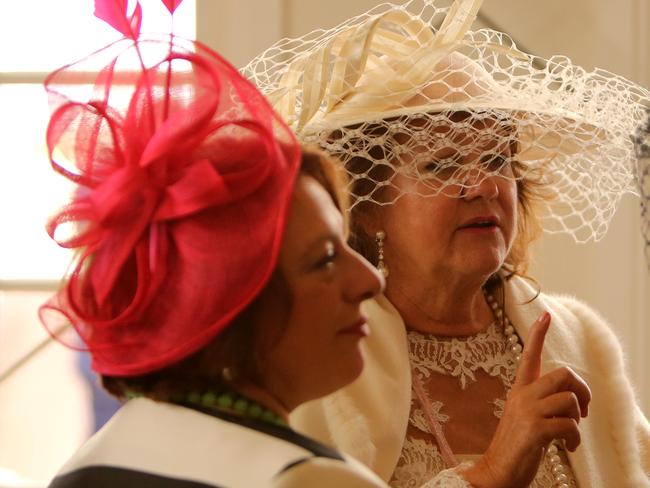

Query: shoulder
545,292,610,329
56,398,346,487
49,465,218,488
504,276,624,374
504,275,614,338
542,291,622,355
274,455,385,488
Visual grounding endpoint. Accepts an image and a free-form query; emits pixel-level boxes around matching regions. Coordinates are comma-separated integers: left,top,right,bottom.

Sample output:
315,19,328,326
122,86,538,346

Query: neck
386,267,495,336
179,383,290,426
235,383,291,422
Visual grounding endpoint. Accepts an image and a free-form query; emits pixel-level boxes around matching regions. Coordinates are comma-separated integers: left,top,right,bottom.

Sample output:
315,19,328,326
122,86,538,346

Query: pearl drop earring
375,230,389,278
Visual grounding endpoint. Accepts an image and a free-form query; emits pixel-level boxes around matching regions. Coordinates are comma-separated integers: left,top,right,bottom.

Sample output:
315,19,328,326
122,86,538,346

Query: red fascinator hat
40,0,300,376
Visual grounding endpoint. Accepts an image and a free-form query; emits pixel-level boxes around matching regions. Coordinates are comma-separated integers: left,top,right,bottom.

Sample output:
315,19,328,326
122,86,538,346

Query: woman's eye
420,158,456,173
423,162,439,172
314,248,337,270
483,154,509,171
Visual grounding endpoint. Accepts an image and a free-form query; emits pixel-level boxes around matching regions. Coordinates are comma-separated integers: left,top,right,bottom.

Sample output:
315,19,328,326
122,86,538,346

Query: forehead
281,175,342,254
392,111,518,148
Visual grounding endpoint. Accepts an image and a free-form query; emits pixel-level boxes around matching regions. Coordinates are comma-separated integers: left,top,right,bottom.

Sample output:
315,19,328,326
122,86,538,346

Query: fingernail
539,311,550,322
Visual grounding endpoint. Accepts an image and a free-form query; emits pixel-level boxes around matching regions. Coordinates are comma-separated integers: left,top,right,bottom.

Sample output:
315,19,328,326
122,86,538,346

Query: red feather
161,0,183,14
94,0,143,40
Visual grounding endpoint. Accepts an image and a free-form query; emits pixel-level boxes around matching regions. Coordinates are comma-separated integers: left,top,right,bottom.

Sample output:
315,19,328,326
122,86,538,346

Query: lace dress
389,320,578,488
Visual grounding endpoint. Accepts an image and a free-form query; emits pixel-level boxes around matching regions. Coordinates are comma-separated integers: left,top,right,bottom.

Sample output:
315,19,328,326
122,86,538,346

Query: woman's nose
461,167,499,201
345,249,385,303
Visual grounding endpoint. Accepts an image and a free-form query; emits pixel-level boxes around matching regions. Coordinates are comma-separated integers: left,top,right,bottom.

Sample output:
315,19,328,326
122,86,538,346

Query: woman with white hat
245,0,650,486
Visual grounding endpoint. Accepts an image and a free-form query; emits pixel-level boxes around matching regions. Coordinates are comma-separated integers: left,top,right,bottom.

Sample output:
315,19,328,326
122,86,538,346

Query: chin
306,359,364,405
460,261,503,281
462,249,506,276
332,347,366,392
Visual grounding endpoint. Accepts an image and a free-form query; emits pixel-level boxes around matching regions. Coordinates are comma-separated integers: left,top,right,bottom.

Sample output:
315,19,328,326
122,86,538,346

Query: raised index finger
514,311,551,387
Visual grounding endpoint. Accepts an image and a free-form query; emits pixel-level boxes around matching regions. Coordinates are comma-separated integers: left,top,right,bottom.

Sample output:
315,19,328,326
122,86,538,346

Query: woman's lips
458,223,499,234
338,317,370,337
457,216,500,233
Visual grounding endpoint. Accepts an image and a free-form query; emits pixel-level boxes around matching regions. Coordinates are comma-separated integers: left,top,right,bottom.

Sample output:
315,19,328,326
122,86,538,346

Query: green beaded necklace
123,388,287,427
181,390,288,427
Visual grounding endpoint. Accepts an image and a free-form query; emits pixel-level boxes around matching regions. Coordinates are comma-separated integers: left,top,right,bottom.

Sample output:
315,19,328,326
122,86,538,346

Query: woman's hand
459,312,591,488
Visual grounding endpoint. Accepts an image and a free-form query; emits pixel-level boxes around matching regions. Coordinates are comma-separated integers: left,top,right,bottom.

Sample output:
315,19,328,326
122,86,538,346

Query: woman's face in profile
256,174,384,408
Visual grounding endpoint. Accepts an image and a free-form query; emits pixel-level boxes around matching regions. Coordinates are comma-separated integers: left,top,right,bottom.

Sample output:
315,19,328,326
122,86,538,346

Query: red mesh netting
40,33,300,376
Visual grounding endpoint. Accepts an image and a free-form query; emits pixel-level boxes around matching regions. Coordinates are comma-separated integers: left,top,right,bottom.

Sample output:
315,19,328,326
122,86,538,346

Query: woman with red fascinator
42,1,390,486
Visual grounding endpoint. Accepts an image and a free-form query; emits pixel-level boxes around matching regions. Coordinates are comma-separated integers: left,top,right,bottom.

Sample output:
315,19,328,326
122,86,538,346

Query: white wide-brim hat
244,0,650,242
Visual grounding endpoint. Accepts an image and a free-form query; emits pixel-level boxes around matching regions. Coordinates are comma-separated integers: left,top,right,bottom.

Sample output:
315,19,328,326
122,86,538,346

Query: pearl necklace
485,293,571,488
486,293,523,362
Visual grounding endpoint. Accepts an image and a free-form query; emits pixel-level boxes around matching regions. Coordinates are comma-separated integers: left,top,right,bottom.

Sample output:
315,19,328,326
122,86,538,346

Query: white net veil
243,0,650,242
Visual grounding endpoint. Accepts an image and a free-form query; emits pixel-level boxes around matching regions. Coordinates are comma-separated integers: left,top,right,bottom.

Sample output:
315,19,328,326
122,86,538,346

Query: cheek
286,280,338,330
385,197,455,243
252,288,292,357
381,200,454,271
501,184,519,241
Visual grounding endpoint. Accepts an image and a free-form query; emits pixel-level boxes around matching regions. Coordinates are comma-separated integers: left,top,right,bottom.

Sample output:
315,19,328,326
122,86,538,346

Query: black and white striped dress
48,397,385,488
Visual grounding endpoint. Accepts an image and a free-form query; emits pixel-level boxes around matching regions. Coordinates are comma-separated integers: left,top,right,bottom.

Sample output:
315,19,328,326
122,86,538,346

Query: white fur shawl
291,276,650,487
